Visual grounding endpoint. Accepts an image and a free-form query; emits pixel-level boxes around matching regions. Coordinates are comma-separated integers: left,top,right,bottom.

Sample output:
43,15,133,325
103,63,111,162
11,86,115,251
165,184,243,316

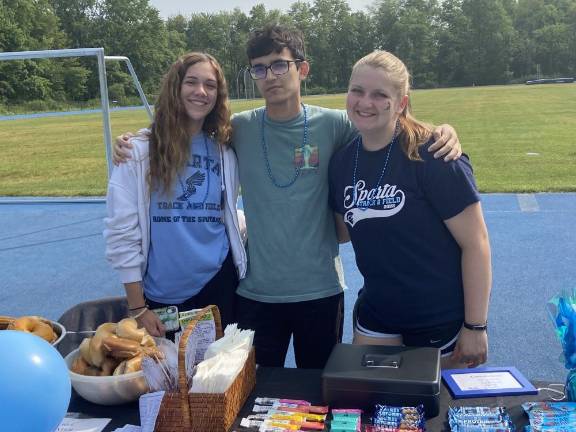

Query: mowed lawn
1,83,574,196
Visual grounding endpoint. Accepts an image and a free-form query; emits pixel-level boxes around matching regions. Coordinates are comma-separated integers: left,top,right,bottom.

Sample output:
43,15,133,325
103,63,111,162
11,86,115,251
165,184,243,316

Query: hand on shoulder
428,124,462,162
113,132,136,165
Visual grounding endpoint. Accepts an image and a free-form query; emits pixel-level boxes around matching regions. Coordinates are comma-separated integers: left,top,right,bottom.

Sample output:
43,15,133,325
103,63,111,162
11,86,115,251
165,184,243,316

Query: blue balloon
0,330,71,432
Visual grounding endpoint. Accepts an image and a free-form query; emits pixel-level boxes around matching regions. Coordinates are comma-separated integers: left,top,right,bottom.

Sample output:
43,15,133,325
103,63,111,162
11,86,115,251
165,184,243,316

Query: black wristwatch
463,321,488,331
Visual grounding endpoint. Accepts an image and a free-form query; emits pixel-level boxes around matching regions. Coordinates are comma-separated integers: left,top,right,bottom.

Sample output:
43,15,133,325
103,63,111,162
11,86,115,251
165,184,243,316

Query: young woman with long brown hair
104,52,246,337
329,50,492,369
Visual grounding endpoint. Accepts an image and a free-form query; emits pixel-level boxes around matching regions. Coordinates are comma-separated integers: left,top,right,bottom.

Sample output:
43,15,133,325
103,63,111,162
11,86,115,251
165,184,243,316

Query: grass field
1,83,575,196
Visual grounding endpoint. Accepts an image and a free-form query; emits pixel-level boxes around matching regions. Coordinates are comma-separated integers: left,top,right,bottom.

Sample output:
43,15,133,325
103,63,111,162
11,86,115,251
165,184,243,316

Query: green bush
305,85,327,95
108,83,127,104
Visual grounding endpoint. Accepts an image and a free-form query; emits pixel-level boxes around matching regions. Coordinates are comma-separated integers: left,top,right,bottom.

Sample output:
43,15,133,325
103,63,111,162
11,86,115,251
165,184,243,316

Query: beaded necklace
260,103,308,188
352,121,400,205
177,133,211,205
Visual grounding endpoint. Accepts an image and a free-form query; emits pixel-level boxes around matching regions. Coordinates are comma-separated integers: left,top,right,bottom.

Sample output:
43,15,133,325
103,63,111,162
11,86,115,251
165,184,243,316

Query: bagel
71,356,90,375
70,318,159,377
100,357,121,376
116,318,147,342
71,356,100,376
95,322,117,338
74,337,121,375
102,335,141,359
113,354,143,375
79,338,93,364
31,321,56,342
140,334,156,347
87,336,105,368
8,316,56,343
83,366,102,377
86,322,120,367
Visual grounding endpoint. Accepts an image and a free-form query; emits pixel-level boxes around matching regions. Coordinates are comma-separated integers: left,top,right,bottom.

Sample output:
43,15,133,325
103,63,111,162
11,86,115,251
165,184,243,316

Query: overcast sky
148,0,373,19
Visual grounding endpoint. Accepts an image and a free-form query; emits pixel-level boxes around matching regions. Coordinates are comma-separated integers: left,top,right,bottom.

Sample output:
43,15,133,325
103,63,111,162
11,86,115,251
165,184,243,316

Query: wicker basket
154,305,256,432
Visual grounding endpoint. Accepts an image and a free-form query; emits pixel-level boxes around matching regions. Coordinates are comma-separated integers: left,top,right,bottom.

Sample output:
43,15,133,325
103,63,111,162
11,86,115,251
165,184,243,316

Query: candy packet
448,406,514,432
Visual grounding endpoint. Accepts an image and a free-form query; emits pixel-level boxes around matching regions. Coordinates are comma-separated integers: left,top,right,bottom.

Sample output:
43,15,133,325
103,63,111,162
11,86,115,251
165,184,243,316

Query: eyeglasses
248,59,302,80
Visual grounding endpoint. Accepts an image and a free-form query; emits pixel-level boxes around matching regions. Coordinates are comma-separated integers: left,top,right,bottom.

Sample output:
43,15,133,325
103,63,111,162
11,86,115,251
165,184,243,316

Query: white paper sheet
139,390,165,432
452,371,523,391
112,426,141,432
56,416,111,432
177,309,216,364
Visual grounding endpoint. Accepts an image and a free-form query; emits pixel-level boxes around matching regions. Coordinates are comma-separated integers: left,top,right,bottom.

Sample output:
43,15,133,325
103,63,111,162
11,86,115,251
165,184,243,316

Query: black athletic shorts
354,291,462,356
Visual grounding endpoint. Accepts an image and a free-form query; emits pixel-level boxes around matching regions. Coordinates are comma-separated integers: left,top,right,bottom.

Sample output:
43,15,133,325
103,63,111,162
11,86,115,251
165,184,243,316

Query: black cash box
321,344,441,417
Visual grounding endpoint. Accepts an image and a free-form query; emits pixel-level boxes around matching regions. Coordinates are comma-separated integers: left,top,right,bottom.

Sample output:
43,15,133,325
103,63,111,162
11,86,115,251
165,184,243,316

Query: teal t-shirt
232,105,357,302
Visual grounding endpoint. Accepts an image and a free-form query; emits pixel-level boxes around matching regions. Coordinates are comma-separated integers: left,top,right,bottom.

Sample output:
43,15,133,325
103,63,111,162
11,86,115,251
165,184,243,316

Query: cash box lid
322,344,440,396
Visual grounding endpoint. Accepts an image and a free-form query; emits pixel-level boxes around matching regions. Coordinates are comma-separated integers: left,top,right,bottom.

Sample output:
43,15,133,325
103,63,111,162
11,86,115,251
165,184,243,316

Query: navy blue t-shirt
329,136,480,331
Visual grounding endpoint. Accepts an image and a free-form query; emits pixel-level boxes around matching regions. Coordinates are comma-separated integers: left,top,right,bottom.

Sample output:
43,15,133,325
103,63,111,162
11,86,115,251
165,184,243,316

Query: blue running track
0,193,574,382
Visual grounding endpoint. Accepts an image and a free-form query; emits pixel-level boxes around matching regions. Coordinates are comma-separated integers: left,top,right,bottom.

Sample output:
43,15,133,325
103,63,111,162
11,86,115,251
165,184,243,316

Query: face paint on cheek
384,101,391,111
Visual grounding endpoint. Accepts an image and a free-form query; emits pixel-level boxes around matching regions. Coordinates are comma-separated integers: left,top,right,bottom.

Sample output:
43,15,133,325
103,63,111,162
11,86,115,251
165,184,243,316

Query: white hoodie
103,135,247,286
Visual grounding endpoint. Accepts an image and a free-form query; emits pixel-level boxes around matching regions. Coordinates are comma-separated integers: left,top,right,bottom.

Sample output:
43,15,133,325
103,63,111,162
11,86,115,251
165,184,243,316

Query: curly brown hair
149,52,232,193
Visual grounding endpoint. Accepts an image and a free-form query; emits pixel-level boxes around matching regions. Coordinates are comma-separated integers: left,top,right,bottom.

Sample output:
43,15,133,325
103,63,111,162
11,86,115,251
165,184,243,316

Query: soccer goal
0,48,153,179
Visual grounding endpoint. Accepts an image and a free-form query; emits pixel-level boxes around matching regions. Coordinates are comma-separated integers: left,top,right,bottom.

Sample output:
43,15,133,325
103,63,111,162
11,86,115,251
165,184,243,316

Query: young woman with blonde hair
329,50,492,368
104,52,246,337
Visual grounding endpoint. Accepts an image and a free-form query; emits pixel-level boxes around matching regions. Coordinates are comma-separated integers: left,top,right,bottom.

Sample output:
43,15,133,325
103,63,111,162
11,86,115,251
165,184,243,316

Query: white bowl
0,318,66,346
51,321,66,347
64,348,149,405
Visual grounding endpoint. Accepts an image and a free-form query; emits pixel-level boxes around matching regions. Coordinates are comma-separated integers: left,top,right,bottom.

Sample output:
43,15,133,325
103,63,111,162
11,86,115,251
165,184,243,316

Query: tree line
1,0,575,108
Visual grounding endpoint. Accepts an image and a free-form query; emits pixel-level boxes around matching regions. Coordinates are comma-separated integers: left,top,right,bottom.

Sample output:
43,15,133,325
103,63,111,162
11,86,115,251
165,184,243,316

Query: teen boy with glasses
248,59,303,80
113,25,462,369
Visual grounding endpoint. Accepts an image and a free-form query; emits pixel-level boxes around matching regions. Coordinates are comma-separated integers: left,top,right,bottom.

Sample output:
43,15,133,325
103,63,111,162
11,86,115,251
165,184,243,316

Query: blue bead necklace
352,120,400,205
260,103,308,188
177,132,211,205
